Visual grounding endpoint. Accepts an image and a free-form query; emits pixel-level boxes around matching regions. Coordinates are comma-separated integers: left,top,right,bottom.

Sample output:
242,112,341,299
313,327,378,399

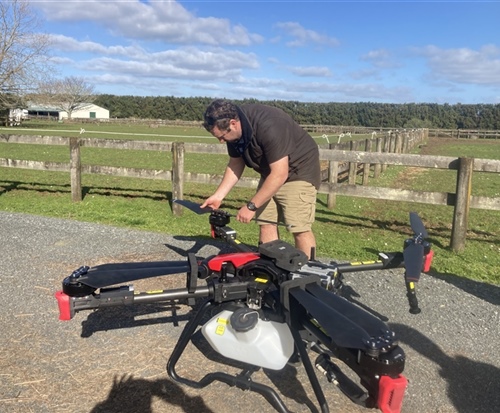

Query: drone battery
258,239,307,271
201,309,294,370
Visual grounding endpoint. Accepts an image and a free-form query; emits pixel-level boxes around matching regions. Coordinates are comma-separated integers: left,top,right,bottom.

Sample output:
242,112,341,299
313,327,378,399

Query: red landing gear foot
377,375,408,413
55,291,72,321
423,250,434,272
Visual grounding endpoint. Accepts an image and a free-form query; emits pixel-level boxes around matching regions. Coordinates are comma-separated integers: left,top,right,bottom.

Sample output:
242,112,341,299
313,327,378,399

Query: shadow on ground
392,323,500,413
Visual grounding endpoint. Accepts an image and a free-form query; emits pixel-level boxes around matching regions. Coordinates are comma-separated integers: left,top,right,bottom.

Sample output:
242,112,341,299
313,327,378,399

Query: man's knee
292,230,316,258
259,224,279,244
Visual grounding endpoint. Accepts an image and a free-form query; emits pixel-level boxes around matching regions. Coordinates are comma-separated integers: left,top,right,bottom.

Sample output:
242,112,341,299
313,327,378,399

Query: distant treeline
94,94,500,130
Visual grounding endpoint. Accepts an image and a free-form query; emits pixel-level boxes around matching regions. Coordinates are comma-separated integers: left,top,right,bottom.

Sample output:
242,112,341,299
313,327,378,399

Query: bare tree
0,0,51,110
35,76,96,119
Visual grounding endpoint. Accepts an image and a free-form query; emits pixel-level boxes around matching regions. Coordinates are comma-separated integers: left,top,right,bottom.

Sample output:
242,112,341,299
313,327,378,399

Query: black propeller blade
404,212,429,282
292,284,399,349
305,283,391,338
403,243,424,281
410,212,428,238
290,287,374,350
73,261,191,289
173,199,214,215
174,198,292,228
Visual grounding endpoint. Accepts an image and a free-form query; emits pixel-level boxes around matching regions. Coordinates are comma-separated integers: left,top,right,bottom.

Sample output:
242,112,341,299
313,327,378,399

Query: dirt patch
419,136,500,155
393,166,428,189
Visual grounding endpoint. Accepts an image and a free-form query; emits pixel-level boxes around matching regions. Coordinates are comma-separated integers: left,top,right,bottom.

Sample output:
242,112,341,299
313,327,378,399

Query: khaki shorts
256,181,317,233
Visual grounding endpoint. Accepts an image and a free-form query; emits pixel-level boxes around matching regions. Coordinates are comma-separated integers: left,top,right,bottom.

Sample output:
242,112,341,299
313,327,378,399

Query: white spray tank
201,307,294,370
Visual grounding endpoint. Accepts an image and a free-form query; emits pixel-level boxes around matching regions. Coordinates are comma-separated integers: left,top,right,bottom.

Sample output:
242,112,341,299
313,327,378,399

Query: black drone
56,200,433,413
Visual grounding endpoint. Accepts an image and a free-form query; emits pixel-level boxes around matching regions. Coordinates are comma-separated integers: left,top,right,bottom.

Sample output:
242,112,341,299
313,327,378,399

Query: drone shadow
80,302,194,337
426,270,500,307
189,330,322,413
81,307,322,412
90,374,215,413
390,323,500,413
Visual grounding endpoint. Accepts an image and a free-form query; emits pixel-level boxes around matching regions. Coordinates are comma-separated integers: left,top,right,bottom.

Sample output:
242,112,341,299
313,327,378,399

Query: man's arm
236,156,289,222
201,156,246,210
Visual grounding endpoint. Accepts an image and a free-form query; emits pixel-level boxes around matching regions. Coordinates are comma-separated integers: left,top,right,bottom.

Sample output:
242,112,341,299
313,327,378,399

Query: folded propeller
402,212,431,314
173,199,293,228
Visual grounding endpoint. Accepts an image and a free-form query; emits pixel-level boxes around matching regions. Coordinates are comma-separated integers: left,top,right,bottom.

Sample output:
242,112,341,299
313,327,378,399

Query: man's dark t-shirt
226,104,321,189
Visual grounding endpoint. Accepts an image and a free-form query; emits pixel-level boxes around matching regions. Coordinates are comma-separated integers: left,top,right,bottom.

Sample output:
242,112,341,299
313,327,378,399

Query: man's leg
255,191,280,244
274,181,317,259
259,224,279,244
293,230,316,259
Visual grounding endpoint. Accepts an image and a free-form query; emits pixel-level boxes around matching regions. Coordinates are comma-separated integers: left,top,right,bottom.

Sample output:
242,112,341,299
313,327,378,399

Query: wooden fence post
362,138,371,185
395,133,403,153
373,137,382,178
450,157,473,252
403,132,410,153
172,141,185,216
327,143,339,209
348,140,358,184
69,137,82,202
382,135,390,172
390,133,397,153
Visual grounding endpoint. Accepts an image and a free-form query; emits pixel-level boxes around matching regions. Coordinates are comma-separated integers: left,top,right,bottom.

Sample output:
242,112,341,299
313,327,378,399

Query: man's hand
236,205,256,223
200,195,222,210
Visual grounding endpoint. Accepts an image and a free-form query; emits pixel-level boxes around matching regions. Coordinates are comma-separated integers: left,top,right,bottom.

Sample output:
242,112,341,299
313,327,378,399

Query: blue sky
32,0,500,104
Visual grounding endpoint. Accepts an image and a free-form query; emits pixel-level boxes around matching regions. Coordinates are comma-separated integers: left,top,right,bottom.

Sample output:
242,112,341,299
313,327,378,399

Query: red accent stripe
207,252,260,271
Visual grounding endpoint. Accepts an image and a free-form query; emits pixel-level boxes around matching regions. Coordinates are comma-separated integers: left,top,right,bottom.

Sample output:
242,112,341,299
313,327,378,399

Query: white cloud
349,68,380,80
36,0,263,46
46,27,261,82
49,34,146,58
79,47,259,82
274,22,340,48
416,45,500,85
289,66,333,77
34,1,499,103
361,48,400,69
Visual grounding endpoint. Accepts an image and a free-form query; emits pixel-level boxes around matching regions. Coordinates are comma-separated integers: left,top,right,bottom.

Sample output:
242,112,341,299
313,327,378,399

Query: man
201,99,321,258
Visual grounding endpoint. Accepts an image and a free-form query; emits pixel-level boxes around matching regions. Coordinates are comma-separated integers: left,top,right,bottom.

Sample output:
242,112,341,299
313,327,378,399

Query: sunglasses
214,129,230,141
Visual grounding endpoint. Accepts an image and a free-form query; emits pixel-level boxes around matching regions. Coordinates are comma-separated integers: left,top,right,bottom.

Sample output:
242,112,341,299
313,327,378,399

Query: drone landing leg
167,299,212,388
166,300,292,413
290,326,330,413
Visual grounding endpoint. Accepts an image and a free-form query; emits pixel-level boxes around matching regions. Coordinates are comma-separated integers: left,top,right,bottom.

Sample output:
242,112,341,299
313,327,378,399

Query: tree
0,0,51,111
35,76,96,119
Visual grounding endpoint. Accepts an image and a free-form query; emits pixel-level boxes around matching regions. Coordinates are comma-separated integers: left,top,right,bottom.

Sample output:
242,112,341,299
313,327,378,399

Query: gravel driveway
0,211,499,413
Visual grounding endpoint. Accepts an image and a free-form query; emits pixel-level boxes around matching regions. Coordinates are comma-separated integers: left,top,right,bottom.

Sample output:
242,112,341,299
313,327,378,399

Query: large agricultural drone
55,200,433,413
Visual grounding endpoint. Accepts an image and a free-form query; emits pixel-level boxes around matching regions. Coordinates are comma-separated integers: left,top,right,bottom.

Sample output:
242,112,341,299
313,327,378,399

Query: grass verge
0,126,499,286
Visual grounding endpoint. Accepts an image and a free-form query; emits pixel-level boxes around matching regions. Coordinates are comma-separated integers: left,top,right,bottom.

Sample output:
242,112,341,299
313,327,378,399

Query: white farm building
28,103,110,120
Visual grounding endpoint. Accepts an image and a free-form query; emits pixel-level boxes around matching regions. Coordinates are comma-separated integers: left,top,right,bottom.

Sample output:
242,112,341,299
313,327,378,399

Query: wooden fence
428,129,500,139
1,129,499,251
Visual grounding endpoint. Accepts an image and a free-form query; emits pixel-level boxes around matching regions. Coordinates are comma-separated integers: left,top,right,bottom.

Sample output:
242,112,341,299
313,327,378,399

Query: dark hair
203,99,239,132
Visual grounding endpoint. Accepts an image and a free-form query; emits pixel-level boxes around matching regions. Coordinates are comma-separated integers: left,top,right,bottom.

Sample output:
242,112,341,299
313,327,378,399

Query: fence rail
428,129,500,139
1,130,499,252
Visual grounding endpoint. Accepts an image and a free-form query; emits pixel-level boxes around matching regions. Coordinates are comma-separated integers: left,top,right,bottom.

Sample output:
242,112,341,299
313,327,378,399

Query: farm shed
28,103,110,120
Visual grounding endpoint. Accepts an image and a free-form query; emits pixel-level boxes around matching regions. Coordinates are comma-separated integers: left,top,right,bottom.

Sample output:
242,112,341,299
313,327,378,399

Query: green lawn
1,123,499,285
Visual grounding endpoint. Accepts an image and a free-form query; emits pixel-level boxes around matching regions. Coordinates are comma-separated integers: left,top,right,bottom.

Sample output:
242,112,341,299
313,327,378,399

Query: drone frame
55,202,433,413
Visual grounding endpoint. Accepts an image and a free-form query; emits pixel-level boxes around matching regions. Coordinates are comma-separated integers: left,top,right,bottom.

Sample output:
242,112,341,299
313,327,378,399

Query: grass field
0,121,499,285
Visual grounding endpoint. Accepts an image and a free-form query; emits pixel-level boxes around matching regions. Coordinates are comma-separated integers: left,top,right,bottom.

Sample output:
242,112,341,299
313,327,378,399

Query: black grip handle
405,281,421,314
